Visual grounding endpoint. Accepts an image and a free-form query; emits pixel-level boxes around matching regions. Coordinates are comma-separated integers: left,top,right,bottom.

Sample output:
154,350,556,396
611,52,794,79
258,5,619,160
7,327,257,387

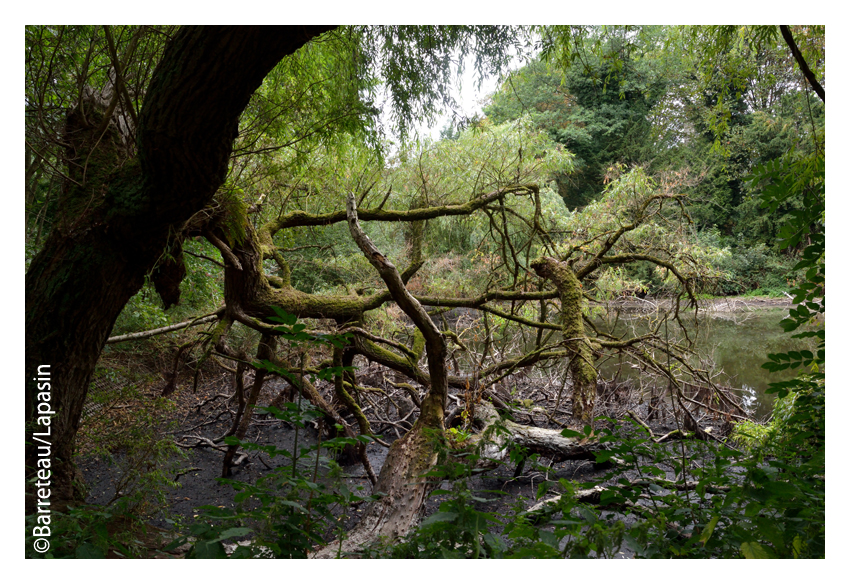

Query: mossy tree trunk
25,26,335,511
312,192,450,556
531,257,598,423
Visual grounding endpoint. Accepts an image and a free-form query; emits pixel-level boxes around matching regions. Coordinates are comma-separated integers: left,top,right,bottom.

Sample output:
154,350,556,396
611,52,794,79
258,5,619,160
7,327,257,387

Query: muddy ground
78,364,713,558
77,295,781,556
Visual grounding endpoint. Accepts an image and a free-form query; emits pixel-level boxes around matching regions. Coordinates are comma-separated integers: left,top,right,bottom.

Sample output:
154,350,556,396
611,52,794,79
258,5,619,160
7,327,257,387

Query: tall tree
486,28,671,209
25,26,335,509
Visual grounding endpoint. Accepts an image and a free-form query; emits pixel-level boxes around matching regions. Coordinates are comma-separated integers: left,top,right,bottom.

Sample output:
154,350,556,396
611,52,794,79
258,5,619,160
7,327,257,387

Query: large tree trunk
25,26,335,511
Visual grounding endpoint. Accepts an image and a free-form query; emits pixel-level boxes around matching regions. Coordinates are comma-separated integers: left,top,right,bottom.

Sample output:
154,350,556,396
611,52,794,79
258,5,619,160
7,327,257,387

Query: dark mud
78,363,706,560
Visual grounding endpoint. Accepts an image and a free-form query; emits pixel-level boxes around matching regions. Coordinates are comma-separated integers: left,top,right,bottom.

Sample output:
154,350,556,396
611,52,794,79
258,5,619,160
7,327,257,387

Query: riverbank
72,294,799,557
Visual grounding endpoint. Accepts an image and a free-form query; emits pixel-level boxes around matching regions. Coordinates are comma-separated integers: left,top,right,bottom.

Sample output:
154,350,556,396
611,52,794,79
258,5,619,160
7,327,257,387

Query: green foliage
165,310,369,558
372,428,506,559
750,148,824,384
80,382,185,515
374,424,631,559
731,384,820,456
373,386,824,560
385,460,503,558
358,26,535,140
695,228,794,295
25,24,827,560
485,37,669,208
110,279,170,336
25,500,150,559
175,238,224,311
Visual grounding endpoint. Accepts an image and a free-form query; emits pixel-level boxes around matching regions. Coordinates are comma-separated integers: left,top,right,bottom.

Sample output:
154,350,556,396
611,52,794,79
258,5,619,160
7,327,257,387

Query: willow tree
25,26,346,510
24,24,535,511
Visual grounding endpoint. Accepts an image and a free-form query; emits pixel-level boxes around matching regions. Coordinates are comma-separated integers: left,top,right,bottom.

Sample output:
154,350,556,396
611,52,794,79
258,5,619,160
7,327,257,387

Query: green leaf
229,545,255,558
599,488,624,506
699,516,719,546
75,542,106,559
420,511,458,527
539,529,559,548
595,450,614,463
189,540,228,559
214,527,253,542
740,541,771,559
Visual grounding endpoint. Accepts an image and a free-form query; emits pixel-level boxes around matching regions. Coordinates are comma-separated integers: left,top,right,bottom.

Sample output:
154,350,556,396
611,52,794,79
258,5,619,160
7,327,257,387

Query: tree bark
470,401,601,469
25,26,335,511
311,193,451,557
531,257,598,423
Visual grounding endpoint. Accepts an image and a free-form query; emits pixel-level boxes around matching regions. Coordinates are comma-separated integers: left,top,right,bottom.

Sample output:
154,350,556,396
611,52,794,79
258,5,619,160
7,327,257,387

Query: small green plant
731,390,801,454
167,308,373,558
446,427,471,447
78,367,186,518
25,499,149,558
378,423,629,559
79,379,185,516
167,403,378,558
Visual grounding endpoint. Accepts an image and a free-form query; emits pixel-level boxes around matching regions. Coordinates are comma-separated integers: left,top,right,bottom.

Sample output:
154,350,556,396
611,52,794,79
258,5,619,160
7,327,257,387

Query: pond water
593,305,816,420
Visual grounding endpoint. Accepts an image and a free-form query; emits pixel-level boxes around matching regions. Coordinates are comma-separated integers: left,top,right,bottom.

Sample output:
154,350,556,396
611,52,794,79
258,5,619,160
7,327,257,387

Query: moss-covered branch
531,256,598,422
594,253,697,304
261,184,538,236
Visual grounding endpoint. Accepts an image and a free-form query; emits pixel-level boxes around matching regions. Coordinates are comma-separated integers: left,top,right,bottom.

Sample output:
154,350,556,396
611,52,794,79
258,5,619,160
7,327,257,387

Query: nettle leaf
699,516,720,546
215,527,253,542
75,542,106,559
268,306,298,325
741,541,771,559
595,450,615,463
189,540,228,559
421,511,458,527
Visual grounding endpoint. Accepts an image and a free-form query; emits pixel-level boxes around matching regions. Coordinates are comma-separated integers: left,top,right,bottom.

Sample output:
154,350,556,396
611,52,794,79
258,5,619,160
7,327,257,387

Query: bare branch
106,309,223,344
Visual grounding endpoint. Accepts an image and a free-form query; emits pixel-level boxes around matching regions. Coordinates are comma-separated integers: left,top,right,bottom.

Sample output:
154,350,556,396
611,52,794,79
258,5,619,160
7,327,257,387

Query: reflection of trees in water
590,306,802,419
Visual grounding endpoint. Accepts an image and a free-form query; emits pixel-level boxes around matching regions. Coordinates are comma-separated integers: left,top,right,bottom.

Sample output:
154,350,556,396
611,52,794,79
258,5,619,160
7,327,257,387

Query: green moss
219,195,249,246
531,257,597,421
411,330,426,362
360,338,418,372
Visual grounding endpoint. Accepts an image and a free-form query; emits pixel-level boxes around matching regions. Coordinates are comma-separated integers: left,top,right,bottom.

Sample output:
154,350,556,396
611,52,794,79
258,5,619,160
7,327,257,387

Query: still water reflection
595,306,816,420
